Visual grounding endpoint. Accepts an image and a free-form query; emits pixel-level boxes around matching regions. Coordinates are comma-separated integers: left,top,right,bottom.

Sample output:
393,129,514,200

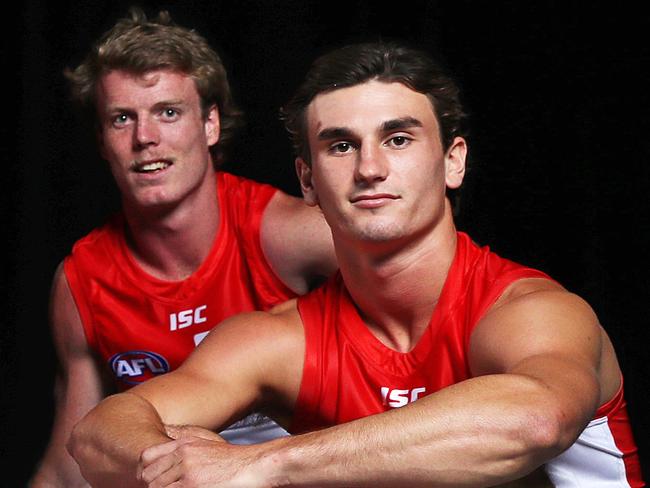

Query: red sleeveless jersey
294,232,643,486
65,172,296,390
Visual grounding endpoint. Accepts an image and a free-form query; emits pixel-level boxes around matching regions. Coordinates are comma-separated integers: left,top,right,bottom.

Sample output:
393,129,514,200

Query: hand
138,425,269,487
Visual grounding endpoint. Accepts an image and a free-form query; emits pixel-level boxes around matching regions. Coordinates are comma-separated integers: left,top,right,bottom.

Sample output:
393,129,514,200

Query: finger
139,451,180,486
165,424,225,442
140,440,181,467
143,462,184,487
143,464,183,487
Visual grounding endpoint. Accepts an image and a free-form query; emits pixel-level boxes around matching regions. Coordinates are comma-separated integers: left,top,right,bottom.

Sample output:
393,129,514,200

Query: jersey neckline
338,232,471,373
111,173,229,302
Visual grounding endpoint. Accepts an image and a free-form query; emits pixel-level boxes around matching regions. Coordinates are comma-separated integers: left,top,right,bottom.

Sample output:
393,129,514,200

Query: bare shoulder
470,276,624,412
261,190,336,294
470,277,602,375
490,277,597,323
50,261,91,356
197,299,303,351
50,261,75,320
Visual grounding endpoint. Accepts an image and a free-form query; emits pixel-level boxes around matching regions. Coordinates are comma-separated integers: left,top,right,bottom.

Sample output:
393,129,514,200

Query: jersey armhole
226,174,297,307
289,293,323,433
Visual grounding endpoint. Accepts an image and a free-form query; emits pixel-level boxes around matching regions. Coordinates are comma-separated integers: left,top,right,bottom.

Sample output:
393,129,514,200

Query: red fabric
293,232,643,485
595,384,645,487
293,232,549,429
65,172,296,389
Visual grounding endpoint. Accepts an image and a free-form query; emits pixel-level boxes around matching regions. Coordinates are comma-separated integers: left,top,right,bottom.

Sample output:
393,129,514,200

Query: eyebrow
381,117,423,132
317,127,354,141
151,99,186,110
317,117,423,141
105,99,186,113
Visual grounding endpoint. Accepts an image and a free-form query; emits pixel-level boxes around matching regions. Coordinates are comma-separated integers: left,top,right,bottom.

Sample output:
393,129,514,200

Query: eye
386,135,411,148
161,108,180,120
111,113,131,127
329,141,356,154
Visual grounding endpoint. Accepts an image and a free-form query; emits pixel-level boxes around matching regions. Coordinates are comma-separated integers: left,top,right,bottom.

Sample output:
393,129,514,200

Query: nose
133,116,160,148
354,144,388,184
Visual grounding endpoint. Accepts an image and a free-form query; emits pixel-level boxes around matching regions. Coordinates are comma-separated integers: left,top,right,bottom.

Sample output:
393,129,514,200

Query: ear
204,104,221,147
295,157,319,206
444,136,467,190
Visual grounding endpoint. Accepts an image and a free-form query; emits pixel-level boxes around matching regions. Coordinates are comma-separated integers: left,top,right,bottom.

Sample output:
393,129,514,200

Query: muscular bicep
130,305,305,431
469,280,603,420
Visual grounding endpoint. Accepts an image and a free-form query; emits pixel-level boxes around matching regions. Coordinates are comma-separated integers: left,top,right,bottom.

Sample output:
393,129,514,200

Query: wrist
253,436,302,487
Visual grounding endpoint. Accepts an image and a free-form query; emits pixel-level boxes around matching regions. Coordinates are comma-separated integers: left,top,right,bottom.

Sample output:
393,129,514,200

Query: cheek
309,171,340,213
101,131,131,159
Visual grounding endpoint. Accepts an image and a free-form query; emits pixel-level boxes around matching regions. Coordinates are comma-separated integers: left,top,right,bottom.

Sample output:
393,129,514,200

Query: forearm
30,444,89,488
31,410,89,488
262,374,581,487
67,392,170,488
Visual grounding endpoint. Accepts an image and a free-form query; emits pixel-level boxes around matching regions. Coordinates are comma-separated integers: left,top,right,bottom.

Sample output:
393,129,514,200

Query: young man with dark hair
69,41,643,487
30,9,337,488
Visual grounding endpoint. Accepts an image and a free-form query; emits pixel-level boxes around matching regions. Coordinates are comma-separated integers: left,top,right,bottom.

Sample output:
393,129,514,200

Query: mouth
350,193,400,208
350,193,399,203
132,159,173,173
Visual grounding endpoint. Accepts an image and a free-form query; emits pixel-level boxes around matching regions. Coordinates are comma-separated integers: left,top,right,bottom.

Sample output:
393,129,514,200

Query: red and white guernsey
294,232,643,487
64,172,297,443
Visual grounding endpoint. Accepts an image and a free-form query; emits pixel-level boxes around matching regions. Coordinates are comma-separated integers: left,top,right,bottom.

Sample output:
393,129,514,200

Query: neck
336,209,458,353
123,173,220,281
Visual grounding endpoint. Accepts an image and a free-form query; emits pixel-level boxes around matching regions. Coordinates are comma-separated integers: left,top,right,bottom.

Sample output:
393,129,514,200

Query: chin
350,222,407,243
130,189,181,211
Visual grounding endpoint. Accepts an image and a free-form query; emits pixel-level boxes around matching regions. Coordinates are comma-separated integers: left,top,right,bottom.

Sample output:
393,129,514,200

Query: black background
8,1,649,484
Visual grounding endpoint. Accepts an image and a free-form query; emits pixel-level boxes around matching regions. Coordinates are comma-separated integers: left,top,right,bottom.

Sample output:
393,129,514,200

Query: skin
29,69,336,488
68,81,623,487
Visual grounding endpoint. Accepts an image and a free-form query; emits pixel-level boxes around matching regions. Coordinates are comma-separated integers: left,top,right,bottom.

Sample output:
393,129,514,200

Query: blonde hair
66,7,243,165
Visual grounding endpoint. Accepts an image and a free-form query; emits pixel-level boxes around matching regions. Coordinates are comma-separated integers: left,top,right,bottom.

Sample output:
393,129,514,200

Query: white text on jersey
380,387,427,408
114,357,166,378
169,305,207,331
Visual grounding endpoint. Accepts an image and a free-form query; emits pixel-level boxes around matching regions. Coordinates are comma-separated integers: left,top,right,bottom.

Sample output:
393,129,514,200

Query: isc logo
169,305,207,331
109,351,170,385
380,387,426,408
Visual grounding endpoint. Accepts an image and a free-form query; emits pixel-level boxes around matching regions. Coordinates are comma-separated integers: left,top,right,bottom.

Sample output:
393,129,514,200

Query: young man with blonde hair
30,9,337,487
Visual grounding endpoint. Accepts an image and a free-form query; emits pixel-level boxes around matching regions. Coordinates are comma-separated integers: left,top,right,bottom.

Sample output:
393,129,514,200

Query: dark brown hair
281,41,467,165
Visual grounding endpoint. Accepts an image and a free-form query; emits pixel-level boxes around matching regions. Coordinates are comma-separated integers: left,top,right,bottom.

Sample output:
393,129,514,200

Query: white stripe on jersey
546,416,631,487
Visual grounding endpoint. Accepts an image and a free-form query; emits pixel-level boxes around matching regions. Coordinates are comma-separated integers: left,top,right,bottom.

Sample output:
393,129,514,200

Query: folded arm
71,280,615,487
253,280,609,487
67,304,305,487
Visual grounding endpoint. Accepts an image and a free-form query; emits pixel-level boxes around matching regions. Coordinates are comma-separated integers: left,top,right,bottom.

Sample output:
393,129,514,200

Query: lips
350,193,399,203
350,193,400,209
133,159,173,173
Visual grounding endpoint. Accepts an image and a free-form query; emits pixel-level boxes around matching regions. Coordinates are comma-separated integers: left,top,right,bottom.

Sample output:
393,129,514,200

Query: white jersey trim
546,416,631,487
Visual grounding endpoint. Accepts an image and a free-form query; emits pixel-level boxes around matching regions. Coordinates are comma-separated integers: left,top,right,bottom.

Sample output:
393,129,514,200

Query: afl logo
109,351,170,385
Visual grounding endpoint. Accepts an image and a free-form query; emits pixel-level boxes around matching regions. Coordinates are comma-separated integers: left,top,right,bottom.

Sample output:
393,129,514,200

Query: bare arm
195,280,611,488
258,281,610,487
74,281,614,487
29,264,109,488
68,392,170,488
261,191,337,294
68,304,305,487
